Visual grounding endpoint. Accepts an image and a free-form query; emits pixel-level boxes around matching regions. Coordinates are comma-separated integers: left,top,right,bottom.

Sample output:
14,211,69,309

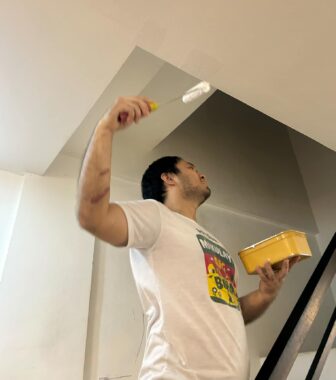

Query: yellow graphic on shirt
197,234,240,310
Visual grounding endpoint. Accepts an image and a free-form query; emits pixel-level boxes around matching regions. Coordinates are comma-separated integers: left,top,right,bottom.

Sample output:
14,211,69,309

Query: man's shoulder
117,198,159,205
116,198,164,212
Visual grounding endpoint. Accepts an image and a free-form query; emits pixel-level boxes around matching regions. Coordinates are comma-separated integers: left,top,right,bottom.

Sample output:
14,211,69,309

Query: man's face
175,159,211,205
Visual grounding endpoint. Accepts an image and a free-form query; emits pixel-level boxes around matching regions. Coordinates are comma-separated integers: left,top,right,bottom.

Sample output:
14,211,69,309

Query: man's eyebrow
187,162,195,168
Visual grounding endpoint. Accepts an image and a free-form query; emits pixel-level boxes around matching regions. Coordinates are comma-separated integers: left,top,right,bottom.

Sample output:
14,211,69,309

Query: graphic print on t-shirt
196,233,240,309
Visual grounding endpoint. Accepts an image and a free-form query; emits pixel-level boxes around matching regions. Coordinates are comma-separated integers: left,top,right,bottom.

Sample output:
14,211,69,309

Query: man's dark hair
141,156,182,203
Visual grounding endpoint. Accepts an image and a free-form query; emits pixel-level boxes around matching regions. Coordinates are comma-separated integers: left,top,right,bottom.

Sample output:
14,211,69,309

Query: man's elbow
77,209,97,232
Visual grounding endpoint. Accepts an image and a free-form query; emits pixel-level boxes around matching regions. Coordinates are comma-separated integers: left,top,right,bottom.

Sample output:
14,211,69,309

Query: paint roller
118,81,211,124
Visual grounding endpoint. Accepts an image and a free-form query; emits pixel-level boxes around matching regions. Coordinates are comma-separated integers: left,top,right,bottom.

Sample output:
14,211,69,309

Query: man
77,96,298,379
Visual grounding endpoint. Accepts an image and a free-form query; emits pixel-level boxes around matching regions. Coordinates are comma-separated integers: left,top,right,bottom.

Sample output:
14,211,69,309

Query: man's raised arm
76,96,152,246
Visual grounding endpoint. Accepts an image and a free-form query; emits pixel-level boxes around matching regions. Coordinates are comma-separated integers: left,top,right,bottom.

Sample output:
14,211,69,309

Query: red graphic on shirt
197,234,240,309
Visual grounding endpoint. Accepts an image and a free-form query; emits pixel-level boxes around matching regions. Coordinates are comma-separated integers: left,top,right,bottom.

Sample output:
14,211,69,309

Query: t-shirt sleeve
116,199,162,249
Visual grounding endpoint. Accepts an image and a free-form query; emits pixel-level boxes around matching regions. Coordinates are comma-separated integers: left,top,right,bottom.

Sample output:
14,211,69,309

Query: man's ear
161,172,175,186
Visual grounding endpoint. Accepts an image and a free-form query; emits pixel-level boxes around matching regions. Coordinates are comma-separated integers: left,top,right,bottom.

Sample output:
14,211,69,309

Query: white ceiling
1,0,335,175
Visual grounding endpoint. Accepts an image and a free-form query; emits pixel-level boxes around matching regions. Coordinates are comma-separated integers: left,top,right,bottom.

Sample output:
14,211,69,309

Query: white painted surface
0,0,135,174
151,91,318,232
0,174,95,379
289,129,336,300
1,1,336,175
83,177,144,380
0,170,24,282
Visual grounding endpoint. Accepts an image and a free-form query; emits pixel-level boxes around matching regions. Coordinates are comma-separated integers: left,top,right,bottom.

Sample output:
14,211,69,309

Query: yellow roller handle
149,101,159,111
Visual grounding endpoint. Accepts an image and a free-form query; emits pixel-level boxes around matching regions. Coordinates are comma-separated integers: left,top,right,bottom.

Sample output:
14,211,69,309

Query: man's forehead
180,160,195,167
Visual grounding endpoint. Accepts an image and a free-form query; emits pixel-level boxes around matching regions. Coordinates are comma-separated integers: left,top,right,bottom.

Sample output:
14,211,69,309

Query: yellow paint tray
238,230,312,274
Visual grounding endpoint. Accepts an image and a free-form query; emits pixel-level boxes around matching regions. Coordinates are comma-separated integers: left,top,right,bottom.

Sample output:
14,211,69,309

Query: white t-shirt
118,199,250,380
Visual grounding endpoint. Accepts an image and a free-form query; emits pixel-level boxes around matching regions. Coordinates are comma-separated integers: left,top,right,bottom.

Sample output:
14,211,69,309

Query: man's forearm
76,96,152,229
239,260,295,324
77,119,114,228
239,290,275,324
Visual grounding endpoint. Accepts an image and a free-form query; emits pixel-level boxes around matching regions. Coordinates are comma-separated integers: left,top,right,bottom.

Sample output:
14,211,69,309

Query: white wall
150,91,318,233
82,176,144,380
0,170,24,282
0,172,95,380
47,154,146,380
289,128,336,299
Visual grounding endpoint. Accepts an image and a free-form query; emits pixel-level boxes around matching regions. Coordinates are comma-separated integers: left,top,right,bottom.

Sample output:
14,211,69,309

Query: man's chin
200,187,211,205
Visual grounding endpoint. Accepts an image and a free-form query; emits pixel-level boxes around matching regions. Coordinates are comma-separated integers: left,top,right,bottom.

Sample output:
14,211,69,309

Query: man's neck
164,199,198,222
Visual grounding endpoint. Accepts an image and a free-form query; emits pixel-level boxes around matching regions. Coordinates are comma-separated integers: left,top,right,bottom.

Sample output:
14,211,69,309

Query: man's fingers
140,95,155,106
126,107,136,125
129,98,152,120
133,96,156,114
264,261,275,280
258,260,289,282
137,99,151,117
256,266,268,282
277,259,289,281
112,96,155,129
259,257,296,283
124,101,147,124
132,103,142,123
289,256,301,270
